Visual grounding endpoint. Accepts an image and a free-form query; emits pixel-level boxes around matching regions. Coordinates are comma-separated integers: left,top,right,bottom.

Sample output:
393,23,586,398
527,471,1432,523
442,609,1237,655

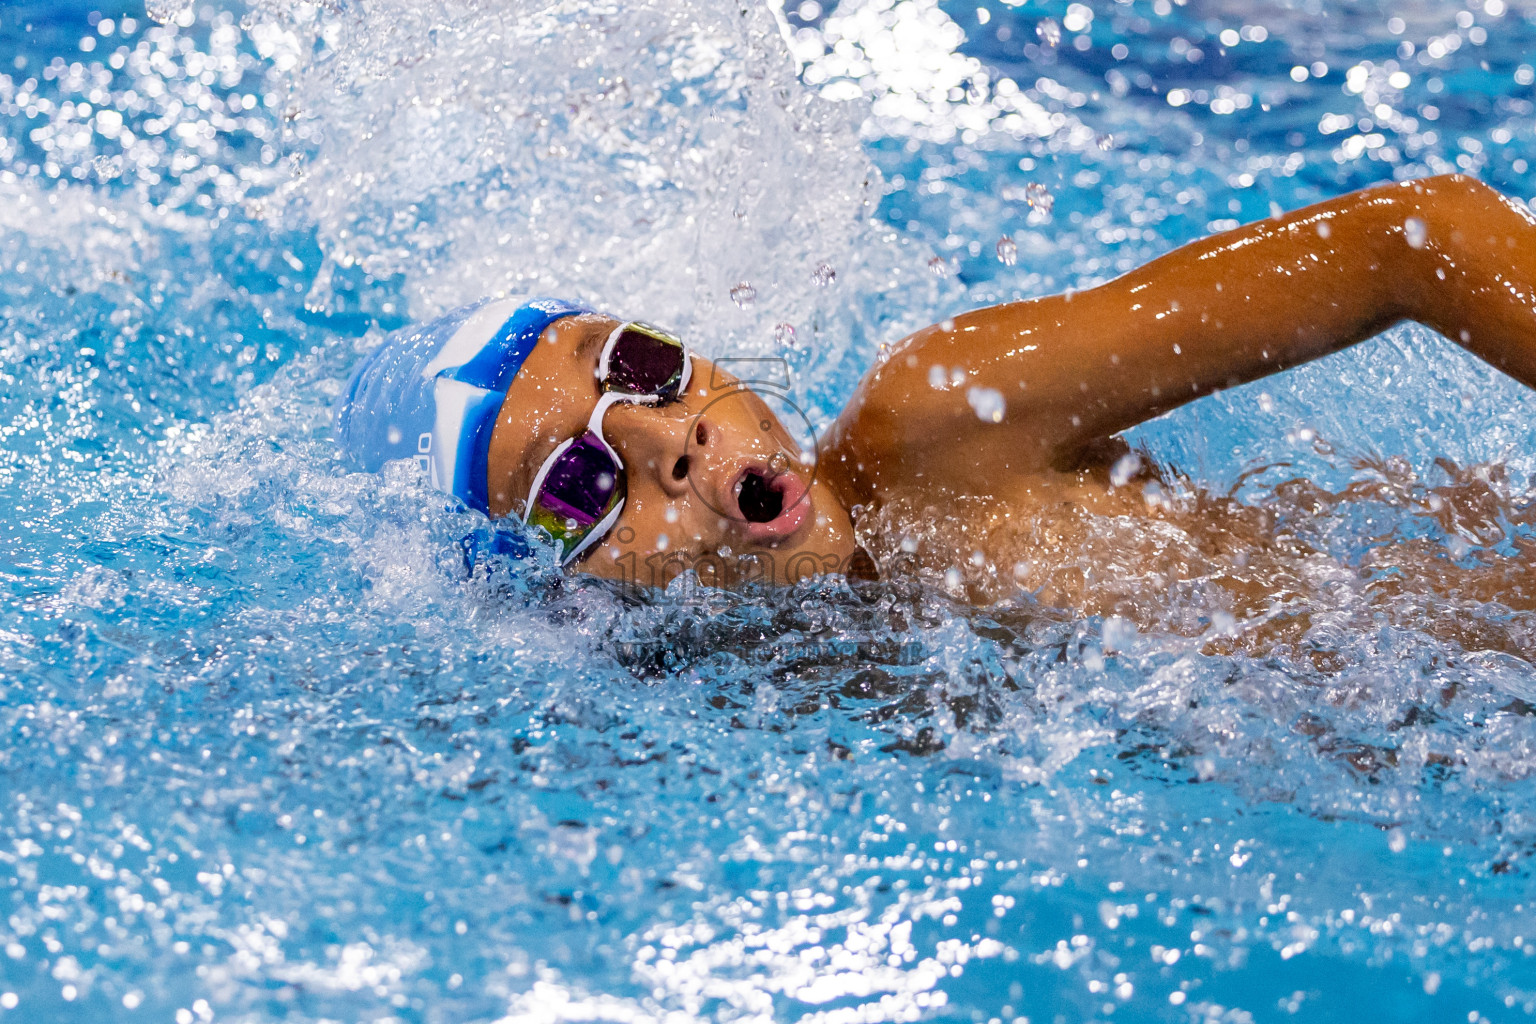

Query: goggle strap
587,390,644,436
596,323,623,383
561,496,626,565
676,344,693,394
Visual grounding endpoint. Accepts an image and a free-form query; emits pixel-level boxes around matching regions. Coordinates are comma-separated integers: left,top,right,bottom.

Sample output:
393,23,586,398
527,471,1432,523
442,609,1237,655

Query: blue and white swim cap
336,297,592,514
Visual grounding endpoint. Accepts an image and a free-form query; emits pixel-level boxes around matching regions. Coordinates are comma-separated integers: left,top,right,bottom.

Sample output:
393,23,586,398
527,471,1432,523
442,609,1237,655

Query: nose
603,400,697,498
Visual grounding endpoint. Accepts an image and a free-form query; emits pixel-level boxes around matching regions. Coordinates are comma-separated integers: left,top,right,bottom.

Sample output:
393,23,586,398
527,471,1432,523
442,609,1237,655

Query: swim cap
336,297,592,514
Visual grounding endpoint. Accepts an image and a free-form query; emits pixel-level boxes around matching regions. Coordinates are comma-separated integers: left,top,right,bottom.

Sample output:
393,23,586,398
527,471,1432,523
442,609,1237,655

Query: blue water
6,1,1536,1021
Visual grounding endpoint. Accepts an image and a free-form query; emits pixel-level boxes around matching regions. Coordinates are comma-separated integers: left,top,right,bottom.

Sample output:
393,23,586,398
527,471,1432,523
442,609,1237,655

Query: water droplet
1403,216,1428,248
1103,615,1136,653
944,566,963,590
967,386,1006,423
303,258,335,313
927,256,952,278
928,364,948,389
1095,133,1115,151
91,154,123,181
995,235,1017,266
1109,452,1142,487
811,262,837,287
1388,830,1407,852
1036,17,1062,46
774,322,797,346
729,282,757,308
1317,221,1332,239
1024,182,1054,215
144,0,192,25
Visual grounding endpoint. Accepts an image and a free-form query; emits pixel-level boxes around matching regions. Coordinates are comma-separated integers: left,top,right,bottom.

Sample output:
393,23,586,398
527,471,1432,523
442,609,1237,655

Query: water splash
5,3,1536,1023
245,0,946,407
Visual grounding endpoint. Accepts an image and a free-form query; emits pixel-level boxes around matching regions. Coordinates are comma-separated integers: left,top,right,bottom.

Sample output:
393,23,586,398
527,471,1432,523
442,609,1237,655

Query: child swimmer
337,175,1536,603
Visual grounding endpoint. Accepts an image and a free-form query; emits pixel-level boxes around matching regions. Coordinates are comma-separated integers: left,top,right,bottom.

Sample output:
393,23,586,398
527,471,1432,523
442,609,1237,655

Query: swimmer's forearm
834,180,1420,484
828,176,1536,496
1054,174,1536,439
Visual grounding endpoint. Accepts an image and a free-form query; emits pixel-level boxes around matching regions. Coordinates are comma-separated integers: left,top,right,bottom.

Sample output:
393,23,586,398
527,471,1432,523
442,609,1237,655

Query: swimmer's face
485,314,860,588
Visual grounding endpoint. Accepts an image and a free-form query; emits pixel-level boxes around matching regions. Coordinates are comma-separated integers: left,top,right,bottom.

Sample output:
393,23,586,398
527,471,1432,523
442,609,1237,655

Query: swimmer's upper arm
826,175,1536,502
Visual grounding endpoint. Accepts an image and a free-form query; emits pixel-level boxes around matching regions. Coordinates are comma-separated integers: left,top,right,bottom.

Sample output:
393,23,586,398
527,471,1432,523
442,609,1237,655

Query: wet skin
487,175,1536,595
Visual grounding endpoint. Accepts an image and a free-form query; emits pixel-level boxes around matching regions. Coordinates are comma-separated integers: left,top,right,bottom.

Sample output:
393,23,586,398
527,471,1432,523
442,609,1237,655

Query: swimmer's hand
826,175,1536,502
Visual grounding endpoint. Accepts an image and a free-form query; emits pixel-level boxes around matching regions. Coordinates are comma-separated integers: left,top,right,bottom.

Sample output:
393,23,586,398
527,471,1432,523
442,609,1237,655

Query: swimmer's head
337,300,859,587
484,313,859,588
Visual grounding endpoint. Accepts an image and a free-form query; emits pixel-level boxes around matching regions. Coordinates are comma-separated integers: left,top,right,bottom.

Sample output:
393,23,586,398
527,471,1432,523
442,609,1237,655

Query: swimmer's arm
826,174,1536,501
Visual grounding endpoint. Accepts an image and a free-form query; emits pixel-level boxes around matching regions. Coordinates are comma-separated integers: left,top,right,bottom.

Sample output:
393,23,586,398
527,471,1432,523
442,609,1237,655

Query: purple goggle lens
525,430,625,564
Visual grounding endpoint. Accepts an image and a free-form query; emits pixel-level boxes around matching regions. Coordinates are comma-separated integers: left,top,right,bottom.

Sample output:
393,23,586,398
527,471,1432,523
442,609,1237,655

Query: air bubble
1036,18,1062,46
811,262,837,287
774,322,797,346
995,236,1017,267
1095,133,1114,151
927,256,952,278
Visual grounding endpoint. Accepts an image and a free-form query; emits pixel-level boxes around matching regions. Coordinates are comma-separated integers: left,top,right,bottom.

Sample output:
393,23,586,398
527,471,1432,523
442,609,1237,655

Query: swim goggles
522,321,693,564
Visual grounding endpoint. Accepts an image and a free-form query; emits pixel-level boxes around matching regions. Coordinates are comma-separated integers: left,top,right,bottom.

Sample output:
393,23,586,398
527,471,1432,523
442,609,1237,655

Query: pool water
5,0,1536,1021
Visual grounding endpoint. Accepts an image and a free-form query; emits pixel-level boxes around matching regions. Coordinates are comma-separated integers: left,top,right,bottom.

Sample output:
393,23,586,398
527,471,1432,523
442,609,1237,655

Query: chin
751,486,861,586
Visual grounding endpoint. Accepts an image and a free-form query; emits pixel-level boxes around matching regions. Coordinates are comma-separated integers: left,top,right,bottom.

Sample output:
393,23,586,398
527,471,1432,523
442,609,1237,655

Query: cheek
573,544,625,581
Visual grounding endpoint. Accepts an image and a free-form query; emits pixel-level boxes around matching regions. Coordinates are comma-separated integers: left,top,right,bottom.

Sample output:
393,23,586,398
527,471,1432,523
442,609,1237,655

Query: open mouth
736,468,785,524
728,466,809,543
